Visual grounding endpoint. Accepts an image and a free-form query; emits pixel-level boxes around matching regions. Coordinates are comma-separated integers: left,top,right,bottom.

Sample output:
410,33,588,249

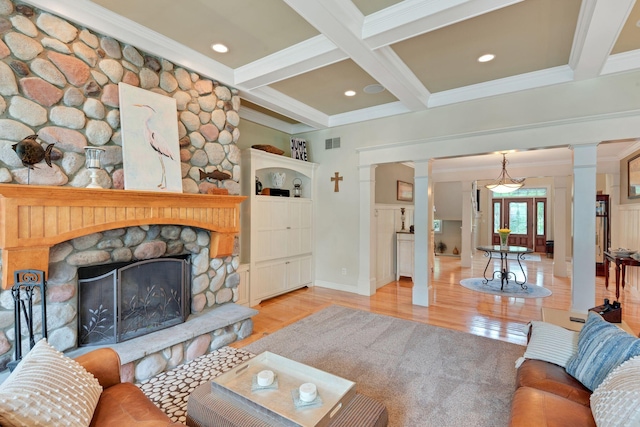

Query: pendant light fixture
485,153,525,194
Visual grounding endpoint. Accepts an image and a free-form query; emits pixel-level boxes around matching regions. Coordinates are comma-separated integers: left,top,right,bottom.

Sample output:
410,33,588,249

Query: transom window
492,187,547,198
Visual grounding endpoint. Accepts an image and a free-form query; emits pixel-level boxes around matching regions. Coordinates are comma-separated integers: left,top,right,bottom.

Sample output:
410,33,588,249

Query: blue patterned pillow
566,312,640,391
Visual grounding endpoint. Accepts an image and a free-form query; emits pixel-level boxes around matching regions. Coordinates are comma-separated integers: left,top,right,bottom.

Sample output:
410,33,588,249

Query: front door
492,198,541,250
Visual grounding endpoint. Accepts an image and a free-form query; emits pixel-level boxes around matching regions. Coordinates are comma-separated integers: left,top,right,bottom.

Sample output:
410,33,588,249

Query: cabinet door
253,261,287,299
287,200,313,257
286,256,313,290
254,198,289,261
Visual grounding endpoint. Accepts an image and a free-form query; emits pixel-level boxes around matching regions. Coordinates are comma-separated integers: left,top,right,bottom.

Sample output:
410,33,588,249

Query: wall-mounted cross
331,172,343,192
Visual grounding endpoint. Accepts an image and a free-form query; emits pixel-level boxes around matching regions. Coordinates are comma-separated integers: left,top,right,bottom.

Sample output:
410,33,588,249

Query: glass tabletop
476,245,533,254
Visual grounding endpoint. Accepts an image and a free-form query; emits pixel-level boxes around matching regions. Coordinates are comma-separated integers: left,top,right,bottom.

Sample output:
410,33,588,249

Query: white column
460,181,473,268
413,160,433,306
571,144,598,311
357,165,377,296
553,176,568,277
608,173,620,250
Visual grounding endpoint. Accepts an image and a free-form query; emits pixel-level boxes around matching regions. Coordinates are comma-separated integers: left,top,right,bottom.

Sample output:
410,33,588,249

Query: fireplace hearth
78,255,190,347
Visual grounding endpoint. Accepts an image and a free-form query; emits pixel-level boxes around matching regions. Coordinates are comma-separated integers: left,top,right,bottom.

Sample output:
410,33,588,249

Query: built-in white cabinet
241,148,317,306
396,232,414,280
252,255,313,301
253,198,312,262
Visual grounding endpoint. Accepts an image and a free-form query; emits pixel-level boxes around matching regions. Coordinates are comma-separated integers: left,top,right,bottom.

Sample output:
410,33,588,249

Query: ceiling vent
325,137,341,150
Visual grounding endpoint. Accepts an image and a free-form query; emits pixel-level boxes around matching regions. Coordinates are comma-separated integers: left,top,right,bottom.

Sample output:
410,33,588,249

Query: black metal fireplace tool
7,269,47,371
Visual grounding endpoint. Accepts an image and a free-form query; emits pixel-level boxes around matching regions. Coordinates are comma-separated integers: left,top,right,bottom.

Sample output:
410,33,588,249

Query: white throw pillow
515,321,579,368
0,338,102,427
591,355,640,427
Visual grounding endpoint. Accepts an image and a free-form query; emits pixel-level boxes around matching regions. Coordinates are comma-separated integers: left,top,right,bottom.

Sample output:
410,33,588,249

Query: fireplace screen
78,256,190,347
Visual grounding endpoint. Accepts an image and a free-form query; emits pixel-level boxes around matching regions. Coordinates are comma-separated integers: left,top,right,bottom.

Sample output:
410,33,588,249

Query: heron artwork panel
119,82,182,193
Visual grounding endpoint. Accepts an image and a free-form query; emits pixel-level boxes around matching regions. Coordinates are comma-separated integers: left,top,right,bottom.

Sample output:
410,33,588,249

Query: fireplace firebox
78,255,191,347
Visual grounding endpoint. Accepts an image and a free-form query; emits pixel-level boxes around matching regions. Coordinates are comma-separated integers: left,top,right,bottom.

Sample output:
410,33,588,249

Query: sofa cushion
566,312,640,391
509,386,596,427
516,321,579,368
90,382,182,426
516,359,591,407
590,355,640,427
0,338,102,427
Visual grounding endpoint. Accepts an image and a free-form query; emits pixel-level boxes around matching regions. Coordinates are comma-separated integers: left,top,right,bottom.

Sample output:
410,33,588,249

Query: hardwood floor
232,252,640,349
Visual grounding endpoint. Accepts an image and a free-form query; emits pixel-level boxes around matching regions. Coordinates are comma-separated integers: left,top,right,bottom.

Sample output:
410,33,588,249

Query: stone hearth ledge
68,303,257,363
0,304,258,384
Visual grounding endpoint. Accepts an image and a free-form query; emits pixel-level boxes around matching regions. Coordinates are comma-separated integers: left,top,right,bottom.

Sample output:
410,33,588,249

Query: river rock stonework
0,0,248,377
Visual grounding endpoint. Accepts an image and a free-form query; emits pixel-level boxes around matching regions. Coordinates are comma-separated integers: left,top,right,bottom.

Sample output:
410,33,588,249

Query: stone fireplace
0,185,257,381
78,255,190,347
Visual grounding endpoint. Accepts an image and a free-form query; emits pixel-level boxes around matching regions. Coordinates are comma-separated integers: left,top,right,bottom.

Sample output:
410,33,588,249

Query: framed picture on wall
629,154,640,199
397,180,413,201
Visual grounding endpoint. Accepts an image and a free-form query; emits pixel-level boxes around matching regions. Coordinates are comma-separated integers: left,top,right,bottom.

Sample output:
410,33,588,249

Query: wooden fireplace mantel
0,184,246,289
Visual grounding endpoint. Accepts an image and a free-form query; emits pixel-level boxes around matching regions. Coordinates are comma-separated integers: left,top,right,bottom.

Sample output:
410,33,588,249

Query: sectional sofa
509,312,640,426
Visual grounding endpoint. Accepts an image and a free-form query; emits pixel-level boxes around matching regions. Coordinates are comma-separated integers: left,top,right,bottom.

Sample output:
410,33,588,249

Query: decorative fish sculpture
199,169,231,181
12,134,54,169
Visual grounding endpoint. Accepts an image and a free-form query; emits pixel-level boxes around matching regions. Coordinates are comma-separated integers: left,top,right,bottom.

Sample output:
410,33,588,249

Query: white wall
375,163,414,205
434,182,462,220
295,70,640,292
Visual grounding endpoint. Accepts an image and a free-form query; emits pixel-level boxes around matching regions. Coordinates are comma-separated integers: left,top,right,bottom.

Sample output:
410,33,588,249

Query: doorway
492,197,547,251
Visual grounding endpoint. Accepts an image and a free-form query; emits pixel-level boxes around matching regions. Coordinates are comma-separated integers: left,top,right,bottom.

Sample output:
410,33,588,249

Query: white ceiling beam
569,0,635,80
428,66,574,108
234,35,348,89
283,0,429,112
363,0,522,49
24,0,235,85
328,101,411,128
239,108,313,134
243,86,329,129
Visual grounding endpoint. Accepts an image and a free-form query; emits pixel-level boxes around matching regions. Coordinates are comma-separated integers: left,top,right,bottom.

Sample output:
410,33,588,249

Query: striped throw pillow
515,321,579,368
566,312,640,391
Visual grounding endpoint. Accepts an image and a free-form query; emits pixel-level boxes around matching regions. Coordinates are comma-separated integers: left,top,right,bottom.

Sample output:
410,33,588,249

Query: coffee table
186,352,388,427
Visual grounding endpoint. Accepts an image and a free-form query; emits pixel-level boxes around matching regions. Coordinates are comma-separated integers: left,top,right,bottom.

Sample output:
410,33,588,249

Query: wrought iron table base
480,250,529,291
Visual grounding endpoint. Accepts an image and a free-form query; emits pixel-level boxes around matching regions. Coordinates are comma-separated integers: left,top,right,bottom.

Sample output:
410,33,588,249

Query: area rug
244,305,525,427
460,277,552,298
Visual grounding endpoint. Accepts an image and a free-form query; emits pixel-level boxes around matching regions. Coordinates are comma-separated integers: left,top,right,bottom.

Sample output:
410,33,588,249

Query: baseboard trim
314,280,358,294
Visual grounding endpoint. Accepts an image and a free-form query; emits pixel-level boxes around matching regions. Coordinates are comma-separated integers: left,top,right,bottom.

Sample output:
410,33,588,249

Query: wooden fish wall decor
12,134,55,169
199,169,231,181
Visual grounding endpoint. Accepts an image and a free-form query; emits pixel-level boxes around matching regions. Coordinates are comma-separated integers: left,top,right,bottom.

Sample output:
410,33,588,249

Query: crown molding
602,50,640,75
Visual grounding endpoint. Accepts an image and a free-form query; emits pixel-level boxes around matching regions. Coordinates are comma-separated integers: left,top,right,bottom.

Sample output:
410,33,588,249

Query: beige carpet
245,305,525,427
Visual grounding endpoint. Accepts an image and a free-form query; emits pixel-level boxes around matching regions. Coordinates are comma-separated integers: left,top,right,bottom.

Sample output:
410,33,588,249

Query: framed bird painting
119,82,182,193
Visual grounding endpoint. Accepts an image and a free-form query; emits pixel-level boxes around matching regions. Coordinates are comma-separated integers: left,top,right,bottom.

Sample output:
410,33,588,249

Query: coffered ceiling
33,0,640,134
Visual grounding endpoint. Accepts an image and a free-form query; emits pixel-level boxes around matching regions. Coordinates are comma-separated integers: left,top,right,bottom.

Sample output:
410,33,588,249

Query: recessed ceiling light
344,90,356,97
477,54,495,63
363,84,385,94
211,43,228,53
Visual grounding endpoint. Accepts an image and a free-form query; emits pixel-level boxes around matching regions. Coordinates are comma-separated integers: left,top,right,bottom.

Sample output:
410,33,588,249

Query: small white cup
257,370,274,387
299,382,317,402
